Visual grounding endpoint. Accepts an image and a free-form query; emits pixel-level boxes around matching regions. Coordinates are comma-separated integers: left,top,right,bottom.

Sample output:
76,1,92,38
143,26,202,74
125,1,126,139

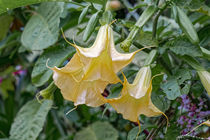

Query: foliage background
0,0,210,140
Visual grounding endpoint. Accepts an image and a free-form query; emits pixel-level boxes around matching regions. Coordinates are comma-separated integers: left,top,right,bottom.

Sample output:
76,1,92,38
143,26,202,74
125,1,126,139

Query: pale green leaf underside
0,0,73,15
74,121,118,140
21,2,64,50
32,45,75,87
9,100,53,140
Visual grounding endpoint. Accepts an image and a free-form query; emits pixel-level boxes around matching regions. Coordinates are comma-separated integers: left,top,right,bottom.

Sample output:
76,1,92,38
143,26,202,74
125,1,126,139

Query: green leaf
166,37,203,57
21,2,64,50
0,14,13,41
9,100,53,140
151,64,165,92
198,25,210,47
200,47,210,61
83,0,106,5
182,55,204,70
174,0,210,16
83,11,100,42
181,83,191,94
174,69,191,85
127,125,156,140
135,31,158,47
161,78,181,100
0,0,73,15
175,6,199,44
188,0,210,16
100,10,113,25
165,124,181,140
161,69,192,100
152,92,170,112
74,121,118,140
0,77,14,99
32,45,75,87
135,5,157,28
78,5,90,24
120,5,157,51
144,50,157,66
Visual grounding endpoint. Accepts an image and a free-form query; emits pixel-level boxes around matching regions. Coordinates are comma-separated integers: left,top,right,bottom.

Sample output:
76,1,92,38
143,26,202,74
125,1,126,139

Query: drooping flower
108,66,165,122
197,70,210,95
51,24,141,107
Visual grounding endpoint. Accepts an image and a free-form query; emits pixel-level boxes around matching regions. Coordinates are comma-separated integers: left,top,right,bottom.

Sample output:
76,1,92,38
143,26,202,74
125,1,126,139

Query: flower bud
197,70,210,95
106,0,121,11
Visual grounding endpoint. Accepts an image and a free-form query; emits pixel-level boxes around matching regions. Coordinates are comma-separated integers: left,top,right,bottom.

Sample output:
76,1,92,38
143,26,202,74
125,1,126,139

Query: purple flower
190,104,196,112
178,94,209,136
198,100,204,106
188,112,194,117
199,111,210,117
178,117,184,125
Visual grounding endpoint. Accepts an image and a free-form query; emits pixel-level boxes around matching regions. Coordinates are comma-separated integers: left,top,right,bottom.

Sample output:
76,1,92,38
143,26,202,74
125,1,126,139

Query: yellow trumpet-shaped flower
197,70,210,95
108,66,164,122
51,24,141,107
128,66,151,99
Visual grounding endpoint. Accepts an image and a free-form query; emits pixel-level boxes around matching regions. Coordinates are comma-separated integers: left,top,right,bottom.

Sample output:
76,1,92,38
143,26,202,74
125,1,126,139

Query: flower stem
152,2,168,39
144,49,157,66
120,5,158,52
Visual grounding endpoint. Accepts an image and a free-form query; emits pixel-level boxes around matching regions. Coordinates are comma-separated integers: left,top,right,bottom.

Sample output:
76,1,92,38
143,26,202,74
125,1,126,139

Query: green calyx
37,82,57,102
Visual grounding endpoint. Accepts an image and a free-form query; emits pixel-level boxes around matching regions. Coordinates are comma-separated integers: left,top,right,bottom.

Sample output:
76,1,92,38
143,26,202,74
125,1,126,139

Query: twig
152,2,168,39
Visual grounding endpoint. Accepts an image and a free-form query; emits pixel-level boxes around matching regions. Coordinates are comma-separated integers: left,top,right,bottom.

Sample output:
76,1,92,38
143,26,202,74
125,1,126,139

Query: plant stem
152,2,168,39
145,108,174,140
156,0,160,6
51,110,66,137
144,49,157,66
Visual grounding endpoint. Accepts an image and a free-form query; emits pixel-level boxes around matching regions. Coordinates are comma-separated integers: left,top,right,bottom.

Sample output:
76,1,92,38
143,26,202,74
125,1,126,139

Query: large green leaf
0,14,13,41
21,2,64,50
74,121,118,140
161,78,181,100
188,0,210,16
161,69,192,100
174,6,199,44
0,0,74,15
127,125,156,140
165,124,181,140
135,31,158,47
31,45,75,87
165,37,202,57
83,11,100,42
198,25,210,47
9,100,53,140
152,92,170,112
174,0,210,16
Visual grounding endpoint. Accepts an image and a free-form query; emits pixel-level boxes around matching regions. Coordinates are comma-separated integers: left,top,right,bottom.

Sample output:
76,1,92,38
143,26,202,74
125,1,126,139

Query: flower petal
198,70,210,95
52,67,108,107
108,68,162,122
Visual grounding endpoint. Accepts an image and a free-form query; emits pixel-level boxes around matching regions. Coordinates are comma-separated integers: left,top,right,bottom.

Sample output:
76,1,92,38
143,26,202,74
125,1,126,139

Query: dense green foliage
0,0,209,140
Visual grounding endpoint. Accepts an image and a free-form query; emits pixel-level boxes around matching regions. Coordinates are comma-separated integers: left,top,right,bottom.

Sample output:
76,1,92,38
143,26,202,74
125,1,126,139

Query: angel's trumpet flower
108,66,166,122
51,24,141,107
197,70,210,95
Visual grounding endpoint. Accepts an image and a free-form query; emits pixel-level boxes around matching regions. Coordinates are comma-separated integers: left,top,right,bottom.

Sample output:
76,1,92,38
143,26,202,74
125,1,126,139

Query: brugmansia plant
0,0,209,140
